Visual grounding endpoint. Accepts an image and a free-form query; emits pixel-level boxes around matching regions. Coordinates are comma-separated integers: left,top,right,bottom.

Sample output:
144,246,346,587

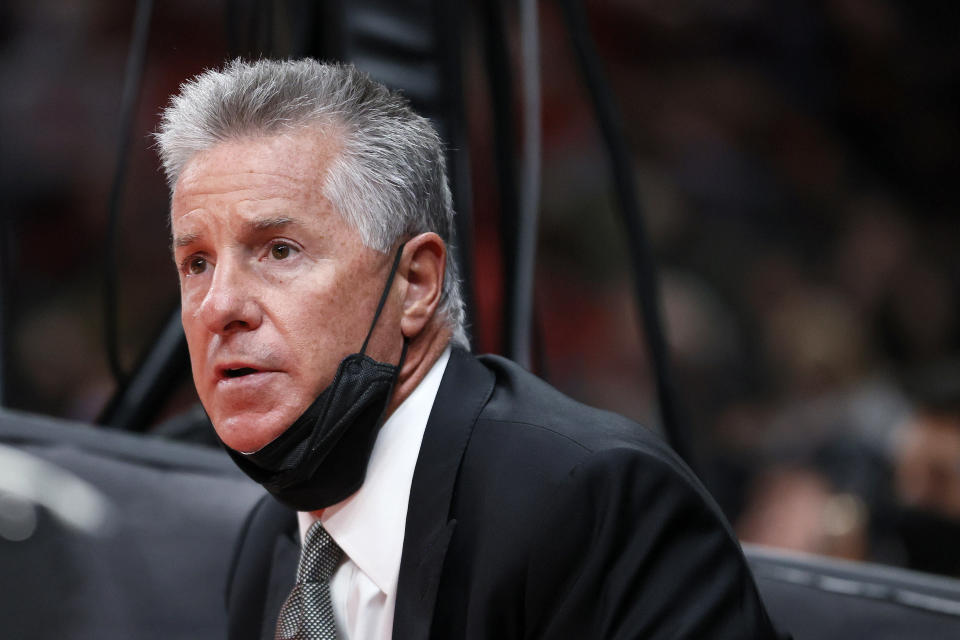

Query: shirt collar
298,346,451,596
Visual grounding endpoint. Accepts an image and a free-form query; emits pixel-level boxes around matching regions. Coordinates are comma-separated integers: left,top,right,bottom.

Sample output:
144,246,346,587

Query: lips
215,362,276,383
224,367,258,378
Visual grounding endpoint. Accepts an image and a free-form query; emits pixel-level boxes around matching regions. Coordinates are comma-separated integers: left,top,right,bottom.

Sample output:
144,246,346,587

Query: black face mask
222,244,408,511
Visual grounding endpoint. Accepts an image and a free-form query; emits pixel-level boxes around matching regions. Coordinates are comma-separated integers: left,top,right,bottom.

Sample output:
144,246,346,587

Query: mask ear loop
360,242,407,356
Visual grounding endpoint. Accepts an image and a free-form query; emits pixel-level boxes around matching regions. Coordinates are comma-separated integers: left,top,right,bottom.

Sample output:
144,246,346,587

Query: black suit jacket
226,348,778,639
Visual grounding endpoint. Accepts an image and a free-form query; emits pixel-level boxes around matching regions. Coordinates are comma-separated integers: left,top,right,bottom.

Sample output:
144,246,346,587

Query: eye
269,242,296,260
185,256,207,275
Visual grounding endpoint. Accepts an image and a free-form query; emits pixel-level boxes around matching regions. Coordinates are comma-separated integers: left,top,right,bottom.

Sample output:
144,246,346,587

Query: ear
399,232,446,340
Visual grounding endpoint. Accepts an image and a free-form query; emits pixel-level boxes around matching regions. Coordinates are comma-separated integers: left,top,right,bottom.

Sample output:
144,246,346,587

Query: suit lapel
392,348,495,640
259,532,299,640
226,494,298,640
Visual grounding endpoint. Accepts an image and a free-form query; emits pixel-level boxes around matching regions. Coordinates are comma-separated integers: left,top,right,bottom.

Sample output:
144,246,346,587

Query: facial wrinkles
172,131,395,452
184,243,308,366
175,221,287,378
180,246,339,398
173,133,344,264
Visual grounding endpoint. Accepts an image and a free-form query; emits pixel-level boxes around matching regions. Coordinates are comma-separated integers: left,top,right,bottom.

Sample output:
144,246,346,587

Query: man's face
171,130,396,453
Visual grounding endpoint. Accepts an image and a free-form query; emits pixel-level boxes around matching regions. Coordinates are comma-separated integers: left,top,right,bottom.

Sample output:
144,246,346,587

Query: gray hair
155,58,468,349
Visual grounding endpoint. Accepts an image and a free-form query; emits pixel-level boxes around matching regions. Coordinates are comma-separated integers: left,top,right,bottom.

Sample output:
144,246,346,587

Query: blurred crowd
2,1,959,575
515,0,960,575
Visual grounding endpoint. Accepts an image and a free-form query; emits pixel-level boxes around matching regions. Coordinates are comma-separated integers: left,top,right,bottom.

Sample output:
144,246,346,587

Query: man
157,58,779,639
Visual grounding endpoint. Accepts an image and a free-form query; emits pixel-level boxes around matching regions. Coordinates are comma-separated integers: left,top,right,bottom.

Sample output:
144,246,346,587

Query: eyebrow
172,232,200,250
172,216,300,250
250,216,298,232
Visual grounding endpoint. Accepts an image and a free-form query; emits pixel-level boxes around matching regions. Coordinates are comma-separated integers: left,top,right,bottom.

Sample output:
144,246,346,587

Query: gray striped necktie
275,521,344,640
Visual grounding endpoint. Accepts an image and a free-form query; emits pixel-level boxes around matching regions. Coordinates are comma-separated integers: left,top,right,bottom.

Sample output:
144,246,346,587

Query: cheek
281,270,356,339
183,330,209,391
178,282,206,323
180,301,204,342
278,298,356,382
283,309,336,366
180,308,211,374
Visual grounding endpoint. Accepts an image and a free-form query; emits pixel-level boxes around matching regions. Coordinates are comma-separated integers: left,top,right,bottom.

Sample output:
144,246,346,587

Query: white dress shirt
297,347,450,639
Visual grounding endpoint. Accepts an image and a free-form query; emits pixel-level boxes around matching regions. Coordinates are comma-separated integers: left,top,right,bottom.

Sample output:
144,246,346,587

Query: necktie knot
275,521,343,640
298,521,343,584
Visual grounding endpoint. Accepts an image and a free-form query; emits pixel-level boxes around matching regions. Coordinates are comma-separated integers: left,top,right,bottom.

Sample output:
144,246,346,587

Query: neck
386,325,452,417
305,326,451,520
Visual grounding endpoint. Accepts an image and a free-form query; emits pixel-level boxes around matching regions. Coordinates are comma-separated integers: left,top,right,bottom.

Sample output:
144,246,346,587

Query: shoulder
519,445,776,638
453,351,734,549
476,354,665,447
443,354,776,638
468,352,695,488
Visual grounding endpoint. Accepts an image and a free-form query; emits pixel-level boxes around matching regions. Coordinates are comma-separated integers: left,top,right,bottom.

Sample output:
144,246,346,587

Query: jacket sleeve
523,446,781,639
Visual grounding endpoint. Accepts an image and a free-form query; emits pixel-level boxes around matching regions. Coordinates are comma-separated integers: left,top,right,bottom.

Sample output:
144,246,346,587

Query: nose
194,260,262,335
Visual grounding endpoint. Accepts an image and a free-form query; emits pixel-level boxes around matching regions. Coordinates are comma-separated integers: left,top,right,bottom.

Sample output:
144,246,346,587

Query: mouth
223,367,258,379
216,363,274,382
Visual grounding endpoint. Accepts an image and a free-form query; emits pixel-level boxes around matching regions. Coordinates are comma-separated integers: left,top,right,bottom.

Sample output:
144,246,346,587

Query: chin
213,410,294,454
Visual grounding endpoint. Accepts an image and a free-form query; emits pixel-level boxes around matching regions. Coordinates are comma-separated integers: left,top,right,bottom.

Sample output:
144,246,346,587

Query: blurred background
1,0,958,578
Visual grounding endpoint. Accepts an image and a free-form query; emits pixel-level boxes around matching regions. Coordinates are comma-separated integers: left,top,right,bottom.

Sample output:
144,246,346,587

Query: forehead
176,128,340,196
170,128,344,234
